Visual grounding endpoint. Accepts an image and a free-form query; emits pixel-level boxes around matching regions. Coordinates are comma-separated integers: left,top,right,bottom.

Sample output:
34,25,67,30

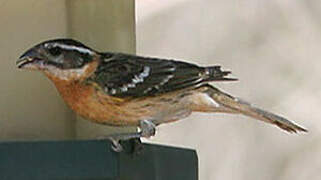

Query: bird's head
17,39,100,81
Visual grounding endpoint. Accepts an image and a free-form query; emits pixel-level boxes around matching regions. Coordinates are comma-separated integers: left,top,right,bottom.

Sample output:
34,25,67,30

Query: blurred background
136,0,321,180
0,0,320,179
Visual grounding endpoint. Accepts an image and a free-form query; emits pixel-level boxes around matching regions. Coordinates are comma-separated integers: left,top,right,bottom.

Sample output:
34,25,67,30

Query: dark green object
0,140,198,180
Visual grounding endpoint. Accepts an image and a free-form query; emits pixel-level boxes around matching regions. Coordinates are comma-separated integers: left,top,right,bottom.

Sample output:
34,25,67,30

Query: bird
17,38,307,151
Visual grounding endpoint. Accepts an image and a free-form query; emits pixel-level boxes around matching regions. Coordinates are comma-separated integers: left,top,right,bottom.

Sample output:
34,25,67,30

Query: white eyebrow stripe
46,43,94,55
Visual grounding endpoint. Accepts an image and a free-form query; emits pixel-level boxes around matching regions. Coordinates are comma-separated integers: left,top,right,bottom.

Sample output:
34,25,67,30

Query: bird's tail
203,85,307,133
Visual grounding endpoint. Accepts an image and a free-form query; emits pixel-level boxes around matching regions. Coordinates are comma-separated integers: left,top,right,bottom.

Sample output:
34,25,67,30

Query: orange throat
42,60,141,126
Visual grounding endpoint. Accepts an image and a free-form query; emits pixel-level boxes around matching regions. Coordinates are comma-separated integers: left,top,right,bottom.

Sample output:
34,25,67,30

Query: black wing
88,53,236,97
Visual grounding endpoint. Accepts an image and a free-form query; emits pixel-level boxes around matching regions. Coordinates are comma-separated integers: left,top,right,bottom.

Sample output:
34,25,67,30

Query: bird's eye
48,47,61,56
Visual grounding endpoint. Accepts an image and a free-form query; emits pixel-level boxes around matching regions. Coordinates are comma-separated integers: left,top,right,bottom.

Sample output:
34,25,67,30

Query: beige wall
0,0,136,140
137,1,321,180
0,0,73,140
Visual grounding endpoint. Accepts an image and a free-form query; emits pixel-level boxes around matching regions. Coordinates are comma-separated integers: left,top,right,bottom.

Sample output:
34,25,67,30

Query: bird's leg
139,119,156,137
102,120,156,152
105,132,142,152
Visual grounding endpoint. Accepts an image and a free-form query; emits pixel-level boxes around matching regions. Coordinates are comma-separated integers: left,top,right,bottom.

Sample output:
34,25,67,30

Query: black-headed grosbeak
17,39,307,151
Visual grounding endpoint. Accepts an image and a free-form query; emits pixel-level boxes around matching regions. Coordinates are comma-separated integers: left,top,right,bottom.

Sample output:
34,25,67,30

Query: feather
88,53,237,97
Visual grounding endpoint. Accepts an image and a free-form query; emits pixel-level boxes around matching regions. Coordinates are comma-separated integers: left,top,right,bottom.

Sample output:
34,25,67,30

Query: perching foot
99,120,156,153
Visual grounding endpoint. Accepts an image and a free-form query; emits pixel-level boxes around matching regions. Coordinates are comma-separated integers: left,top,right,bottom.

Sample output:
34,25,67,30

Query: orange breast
46,77,152,126
43,64,212,126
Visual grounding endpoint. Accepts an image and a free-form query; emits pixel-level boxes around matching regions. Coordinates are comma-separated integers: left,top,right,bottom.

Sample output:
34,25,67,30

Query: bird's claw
97,135,124,152
97,120,156,153
108,136,124,152
140,120,156,137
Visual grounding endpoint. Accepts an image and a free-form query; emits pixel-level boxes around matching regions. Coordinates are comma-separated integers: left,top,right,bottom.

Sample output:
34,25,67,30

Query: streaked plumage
17,39,307,151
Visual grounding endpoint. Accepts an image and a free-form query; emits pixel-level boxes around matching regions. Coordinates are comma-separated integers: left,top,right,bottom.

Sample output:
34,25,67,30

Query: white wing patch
159,74,174,86
143,74,174,93
103,66,151,94
132,66,150,84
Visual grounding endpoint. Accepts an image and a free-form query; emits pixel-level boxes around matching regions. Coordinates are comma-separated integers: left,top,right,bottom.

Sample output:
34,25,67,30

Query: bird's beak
17,48,42,69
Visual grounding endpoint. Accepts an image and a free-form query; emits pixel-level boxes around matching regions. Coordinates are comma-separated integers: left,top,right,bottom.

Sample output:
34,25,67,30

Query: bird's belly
66,93,150,126
123,94,193,125
154,108,192,125
70,94,192,126
53,81,139,126
54,81,194,126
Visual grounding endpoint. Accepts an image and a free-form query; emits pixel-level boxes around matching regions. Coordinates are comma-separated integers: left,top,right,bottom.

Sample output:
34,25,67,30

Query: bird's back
88,53,236,98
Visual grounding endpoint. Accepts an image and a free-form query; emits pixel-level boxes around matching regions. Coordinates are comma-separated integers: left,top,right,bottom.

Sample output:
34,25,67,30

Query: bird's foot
108,136,143,155
106,135,124,152
140,119,156,138
99,120,156,154
98,132,142,153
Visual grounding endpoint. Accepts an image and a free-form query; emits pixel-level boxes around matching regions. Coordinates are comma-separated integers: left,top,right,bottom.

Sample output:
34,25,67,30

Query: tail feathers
205,66,238,81
206,86,307,133
247,106,307,133
232,99,307,133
